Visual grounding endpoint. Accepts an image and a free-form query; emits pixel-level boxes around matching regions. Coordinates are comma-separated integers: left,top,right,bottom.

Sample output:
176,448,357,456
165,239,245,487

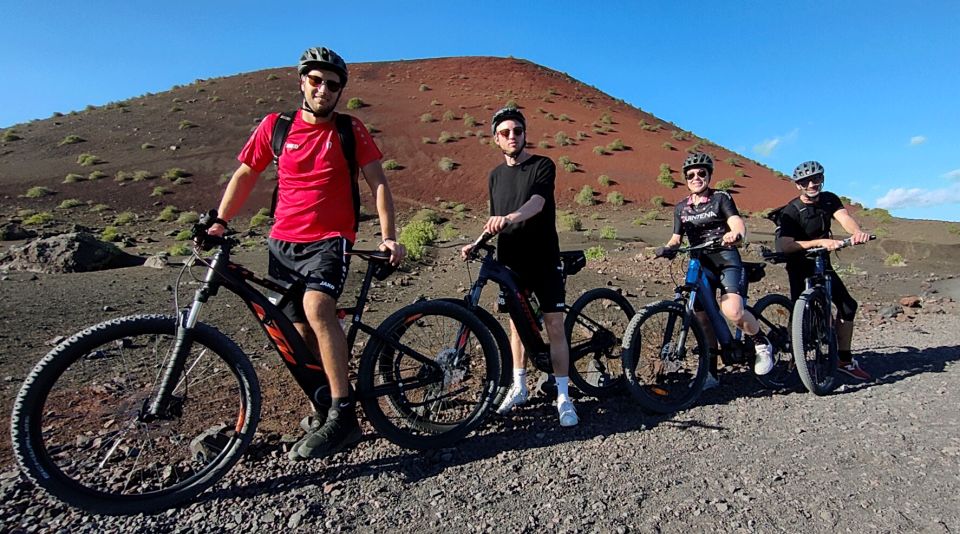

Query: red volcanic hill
0,57,797,216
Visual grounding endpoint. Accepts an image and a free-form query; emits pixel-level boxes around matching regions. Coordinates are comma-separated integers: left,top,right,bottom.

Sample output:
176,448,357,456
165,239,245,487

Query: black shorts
694,249,746,311
267,236,351,323
497,257,566,314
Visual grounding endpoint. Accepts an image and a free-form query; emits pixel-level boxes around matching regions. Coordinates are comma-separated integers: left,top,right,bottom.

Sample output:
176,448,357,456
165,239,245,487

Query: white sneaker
753,337,775,376
703,373,720,391
496,383,529,415
557,400,579,427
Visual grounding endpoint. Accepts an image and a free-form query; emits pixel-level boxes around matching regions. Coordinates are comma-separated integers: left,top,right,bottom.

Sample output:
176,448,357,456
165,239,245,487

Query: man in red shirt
209,47,405,459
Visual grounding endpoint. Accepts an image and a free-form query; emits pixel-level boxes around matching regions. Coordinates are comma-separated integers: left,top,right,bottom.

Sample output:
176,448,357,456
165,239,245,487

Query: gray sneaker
496,383,529,415
288,410,361,461
557,400,579,427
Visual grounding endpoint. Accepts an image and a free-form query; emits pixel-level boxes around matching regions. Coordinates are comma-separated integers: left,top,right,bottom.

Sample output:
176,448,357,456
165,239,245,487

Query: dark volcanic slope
0,57,796,218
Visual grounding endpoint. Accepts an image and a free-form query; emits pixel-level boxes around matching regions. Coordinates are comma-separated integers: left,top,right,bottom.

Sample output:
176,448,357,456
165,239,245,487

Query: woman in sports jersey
660,153,774,387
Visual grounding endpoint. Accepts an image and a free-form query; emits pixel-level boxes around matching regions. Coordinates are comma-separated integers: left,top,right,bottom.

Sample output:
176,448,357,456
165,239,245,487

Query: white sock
555,375,570,404
513,368,527,391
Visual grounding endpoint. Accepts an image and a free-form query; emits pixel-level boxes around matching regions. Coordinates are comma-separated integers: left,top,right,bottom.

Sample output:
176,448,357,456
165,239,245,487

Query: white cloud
875,187,960,209
753,128,799,157
909,135,927,146
942,169,960,181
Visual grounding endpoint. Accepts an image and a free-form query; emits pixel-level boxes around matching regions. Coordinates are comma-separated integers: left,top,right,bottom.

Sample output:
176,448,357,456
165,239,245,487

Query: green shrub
607,138,625,151
599,112,613,125
873,226,890,238
422,137,434,144
576,185,596,206
562,162,577,173
114,211,137,225
23,212,54,225
438,131,455,143
714,179,736,191
399,220,438,261
544,112,556,120
590,213,603,220
168,243,192,256
606,191,625,206
557,155,572,166
441,110,457,122
671,130,688,141
114,171,132,182
504,99,518,110
438,157,456,172
585,246,607,261
249,208,271,228
598,175,611,187
735,169,745,178
382,159,401,170
101,226,121,242
861,208,893,223
58,198,83,209
657,169,676,189
174,229,193,241
555,132,571,146
948,224,960,236
651,196,666,208
170,106,183,113
63,173,84,183
178,120,196,130
419,83,430,92
150,186,169,197
537,140,550,149
266,73,279,81
724,157,742,167
141,142,155,150
25,186,55,198
156,206,180,222
58,135,85,146
599,226,617,239
452,203,467,213
88,170,107,180
430,99,441,106
420,113,435,123
91,203,109,213
557,212,582,232
593,146,608,156
177,211,200,224
346,97,364,110
77,153,101,166
661,142,675,151
576,131,588,140
2,130,22,142
439,223,460,242
132,170,152,181
255,98,267,105
884,253,906,267
463,114,477,127
412,208,442,224
163,167,189,180
559,114,570,122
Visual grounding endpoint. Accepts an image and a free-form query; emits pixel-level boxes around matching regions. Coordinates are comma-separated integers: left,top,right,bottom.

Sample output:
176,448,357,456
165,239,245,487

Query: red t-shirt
238,111,382,243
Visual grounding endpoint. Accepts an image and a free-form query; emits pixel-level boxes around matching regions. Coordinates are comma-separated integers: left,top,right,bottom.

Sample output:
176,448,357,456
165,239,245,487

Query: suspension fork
144,254,221,420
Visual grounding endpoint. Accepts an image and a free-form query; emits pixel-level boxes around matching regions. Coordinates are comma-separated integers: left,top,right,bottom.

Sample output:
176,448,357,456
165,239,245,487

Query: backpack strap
334,113,362,233
269,111,297,216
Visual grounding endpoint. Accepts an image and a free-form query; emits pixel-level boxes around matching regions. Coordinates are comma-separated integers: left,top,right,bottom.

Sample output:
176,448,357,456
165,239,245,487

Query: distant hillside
0,56,798,216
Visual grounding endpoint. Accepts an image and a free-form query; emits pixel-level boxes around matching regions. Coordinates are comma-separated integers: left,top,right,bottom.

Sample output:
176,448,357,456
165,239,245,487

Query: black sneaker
288,409,361,461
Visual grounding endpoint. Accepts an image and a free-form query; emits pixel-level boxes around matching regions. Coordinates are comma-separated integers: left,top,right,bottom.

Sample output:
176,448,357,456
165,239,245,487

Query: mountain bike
457,232,635,400
621,239,794,414
768,236,875,395
10,212,499,515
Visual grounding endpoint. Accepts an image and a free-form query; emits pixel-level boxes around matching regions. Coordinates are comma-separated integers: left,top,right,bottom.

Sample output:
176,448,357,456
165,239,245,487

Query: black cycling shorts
497,258,566,314
693,249,746,311
267,236,351,323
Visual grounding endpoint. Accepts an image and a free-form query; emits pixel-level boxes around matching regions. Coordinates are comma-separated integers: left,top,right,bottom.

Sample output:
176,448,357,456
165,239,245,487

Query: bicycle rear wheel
622,300,708,414
565,288,635,397
791,288,839,395
358,300,499,450
751,294,800,390
10,315,260,515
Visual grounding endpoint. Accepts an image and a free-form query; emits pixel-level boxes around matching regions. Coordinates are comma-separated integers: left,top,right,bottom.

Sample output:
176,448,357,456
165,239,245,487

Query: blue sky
3,1,958,221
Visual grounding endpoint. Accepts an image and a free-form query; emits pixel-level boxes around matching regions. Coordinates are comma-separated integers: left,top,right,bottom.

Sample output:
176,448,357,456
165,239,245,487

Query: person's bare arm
209,163,261,236
361,160,405,265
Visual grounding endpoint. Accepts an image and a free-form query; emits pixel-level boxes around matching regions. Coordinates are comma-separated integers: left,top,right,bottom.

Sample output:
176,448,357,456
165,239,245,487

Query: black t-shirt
776,191,844,268
672,190,739,246
489,154,560,266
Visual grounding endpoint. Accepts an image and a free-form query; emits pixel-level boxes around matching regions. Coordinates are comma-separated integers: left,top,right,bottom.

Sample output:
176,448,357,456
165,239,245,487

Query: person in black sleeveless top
775,160,872,381
660,153,774,387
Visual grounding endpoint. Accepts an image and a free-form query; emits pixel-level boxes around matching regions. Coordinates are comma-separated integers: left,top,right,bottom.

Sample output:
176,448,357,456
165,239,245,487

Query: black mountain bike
622,239,794,414
769,235,874,395
457,232,635,399
10,212,499,515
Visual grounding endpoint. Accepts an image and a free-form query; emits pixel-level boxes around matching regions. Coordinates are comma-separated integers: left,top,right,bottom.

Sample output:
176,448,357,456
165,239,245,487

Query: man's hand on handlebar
849,231,871,245
482,215,512,235
460,243,476,261
378,239,406,266
207,222,227,238
721,231,743,246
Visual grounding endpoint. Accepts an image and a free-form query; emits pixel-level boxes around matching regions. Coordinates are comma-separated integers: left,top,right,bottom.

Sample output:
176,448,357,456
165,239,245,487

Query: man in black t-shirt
775,160,872,381
461,107,577,427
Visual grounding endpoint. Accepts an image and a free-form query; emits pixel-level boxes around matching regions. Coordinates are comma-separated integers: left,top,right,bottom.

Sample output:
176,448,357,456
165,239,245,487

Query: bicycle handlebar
465,231,496,260
655,237,735,259
805,235,876,255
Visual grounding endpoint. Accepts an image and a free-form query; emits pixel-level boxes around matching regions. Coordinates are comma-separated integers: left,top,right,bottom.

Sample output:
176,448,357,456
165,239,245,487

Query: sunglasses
497,126,525,138
303,75,342,93
685,169,708,180
797,175,824,187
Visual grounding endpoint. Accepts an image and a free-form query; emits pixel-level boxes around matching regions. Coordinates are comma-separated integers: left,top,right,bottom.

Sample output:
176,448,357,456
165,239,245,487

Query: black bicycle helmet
682,152,714,173
490,107,526,135
792,161,825,182
298,47,348,85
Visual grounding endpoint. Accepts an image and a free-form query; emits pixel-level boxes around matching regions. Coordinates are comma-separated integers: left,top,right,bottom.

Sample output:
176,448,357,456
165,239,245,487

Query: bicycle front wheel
565,288,635,397
751,294,800,390
791,288,839,395
10,315,260,515
622,300,709,414
358,300,499,450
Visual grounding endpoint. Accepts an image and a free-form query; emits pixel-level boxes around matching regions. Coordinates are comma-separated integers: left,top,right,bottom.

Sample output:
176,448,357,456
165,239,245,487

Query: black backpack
268,111,360,232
